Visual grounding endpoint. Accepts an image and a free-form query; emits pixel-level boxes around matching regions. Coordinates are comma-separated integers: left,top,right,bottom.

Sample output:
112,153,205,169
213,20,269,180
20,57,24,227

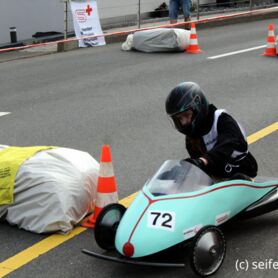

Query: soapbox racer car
83,160,278,276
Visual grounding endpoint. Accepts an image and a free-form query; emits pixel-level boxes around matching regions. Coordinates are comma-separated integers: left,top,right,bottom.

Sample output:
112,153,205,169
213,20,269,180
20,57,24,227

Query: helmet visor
168,109,194,134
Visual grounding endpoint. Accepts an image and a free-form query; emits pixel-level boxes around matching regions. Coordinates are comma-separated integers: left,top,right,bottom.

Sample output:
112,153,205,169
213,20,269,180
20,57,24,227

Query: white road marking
0,112,11,117
207,45,266,60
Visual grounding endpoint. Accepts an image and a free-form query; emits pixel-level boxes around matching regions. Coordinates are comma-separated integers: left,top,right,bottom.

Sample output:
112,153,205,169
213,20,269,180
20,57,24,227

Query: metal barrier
62,0,278,38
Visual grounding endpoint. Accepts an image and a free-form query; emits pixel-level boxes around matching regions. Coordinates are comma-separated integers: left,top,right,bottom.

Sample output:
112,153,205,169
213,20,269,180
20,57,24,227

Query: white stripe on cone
267,42,275,48
95,192,119,207
99,162,115,177
190,39,198,45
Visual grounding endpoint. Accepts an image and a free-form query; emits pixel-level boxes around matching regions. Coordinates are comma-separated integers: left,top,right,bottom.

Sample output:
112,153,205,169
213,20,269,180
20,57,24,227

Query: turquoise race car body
114,160,278,258
83,160,278,275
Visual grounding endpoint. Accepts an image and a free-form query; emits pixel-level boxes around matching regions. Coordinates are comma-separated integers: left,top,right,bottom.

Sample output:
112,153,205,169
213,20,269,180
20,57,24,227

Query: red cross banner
70,0,106,47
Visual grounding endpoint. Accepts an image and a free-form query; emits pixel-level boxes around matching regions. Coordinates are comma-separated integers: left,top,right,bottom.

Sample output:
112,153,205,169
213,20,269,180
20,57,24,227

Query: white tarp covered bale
122,28,191,52
0,146,99,234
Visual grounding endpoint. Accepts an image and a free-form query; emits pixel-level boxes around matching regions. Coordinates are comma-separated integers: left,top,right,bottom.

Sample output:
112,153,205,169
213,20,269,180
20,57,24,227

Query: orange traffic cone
82,145,118,228
263,24,277,57
186,22,202,54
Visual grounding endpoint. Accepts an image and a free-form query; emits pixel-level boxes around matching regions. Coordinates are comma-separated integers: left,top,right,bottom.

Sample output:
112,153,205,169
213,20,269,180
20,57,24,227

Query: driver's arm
202,113,248,174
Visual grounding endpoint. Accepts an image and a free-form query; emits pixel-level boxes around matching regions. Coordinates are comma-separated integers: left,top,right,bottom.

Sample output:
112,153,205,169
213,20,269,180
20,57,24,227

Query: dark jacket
186,104,258,178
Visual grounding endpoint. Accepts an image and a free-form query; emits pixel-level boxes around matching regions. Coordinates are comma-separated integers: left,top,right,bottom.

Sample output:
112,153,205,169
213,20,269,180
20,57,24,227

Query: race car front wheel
190,226,226,277
94,203,126,250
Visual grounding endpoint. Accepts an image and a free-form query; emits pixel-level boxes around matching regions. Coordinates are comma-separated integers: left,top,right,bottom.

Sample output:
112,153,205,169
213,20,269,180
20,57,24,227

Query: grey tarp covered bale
122,28,190,52
0,146,99,234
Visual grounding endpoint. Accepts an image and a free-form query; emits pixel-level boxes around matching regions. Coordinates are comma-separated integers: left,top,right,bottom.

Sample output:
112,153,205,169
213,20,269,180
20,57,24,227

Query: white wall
98,0,164,18
0,0,166,44
0,0,65,44
0,0,216,44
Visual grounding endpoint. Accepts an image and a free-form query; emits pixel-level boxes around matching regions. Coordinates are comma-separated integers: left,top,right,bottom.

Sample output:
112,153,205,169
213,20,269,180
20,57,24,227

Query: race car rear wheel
190,226,226,277
94,203,126,250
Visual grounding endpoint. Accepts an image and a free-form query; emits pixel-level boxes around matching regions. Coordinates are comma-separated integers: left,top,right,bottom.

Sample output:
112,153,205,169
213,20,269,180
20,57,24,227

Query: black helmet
165,82,209,137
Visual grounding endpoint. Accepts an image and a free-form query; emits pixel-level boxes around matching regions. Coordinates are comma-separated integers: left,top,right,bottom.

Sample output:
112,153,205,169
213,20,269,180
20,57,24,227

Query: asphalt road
0,18,278,278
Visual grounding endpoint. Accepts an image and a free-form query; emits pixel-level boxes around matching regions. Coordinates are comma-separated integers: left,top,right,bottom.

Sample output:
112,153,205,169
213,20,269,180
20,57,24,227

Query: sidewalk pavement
0,7,278,63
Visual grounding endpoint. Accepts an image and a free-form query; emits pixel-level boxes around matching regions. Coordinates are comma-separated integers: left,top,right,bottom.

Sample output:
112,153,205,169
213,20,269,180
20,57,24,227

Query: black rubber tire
190,225,226,277
94,203,126,250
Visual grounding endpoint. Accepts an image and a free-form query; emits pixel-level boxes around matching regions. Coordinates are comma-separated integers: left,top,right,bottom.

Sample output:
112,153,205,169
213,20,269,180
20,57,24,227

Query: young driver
165,81,258,180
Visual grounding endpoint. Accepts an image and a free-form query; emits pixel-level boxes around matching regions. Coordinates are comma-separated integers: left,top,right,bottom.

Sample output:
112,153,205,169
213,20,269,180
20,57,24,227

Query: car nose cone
123,242,134,257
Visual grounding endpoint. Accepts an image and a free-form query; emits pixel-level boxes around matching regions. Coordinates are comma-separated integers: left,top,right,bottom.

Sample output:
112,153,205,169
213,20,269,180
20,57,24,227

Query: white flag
70,0,106,47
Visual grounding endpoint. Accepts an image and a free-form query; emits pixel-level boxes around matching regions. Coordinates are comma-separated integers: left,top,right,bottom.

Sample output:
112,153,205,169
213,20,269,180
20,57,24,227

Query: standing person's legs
182,0,191,29
169,0,179,24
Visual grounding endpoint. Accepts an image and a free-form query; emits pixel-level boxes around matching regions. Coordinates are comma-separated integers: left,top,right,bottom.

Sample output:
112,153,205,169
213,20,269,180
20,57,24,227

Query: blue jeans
169,0,191,19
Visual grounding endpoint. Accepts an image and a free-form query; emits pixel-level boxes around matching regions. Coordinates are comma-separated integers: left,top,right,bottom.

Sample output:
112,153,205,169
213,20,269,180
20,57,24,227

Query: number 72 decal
147,210,176,231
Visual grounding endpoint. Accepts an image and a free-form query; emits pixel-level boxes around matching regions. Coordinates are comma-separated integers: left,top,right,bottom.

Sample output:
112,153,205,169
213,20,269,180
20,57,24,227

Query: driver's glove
184,158,205,170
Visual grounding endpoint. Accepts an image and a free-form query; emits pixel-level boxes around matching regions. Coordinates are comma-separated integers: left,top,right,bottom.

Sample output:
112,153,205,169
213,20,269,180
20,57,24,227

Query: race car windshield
147,160,213,196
